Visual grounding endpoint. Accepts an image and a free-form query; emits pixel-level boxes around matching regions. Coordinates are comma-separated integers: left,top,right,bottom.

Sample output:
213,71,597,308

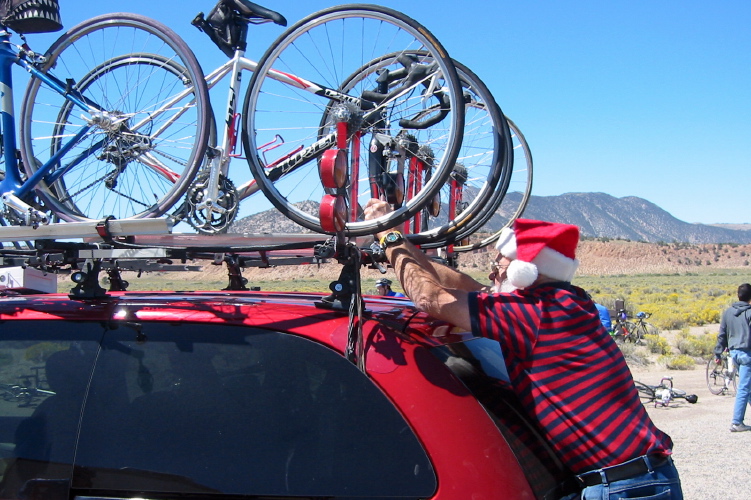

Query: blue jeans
730,348,751,425
572,459,683,500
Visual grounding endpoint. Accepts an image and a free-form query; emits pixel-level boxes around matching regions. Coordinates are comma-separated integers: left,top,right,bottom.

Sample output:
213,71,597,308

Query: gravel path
628,363,749,500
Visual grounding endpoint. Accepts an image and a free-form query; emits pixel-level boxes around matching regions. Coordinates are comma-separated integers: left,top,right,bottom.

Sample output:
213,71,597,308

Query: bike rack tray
0,218,172,241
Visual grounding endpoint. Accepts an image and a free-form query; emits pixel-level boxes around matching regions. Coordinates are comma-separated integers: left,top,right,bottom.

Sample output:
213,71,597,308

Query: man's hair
738,283,751,302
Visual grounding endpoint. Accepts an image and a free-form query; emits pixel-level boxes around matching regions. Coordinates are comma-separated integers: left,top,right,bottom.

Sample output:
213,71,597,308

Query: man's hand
364,198,394,240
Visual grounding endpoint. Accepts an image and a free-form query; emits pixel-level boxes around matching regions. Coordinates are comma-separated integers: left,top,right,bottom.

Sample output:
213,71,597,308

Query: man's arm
423,258,492,293
365,199,481,330
384,241,473,331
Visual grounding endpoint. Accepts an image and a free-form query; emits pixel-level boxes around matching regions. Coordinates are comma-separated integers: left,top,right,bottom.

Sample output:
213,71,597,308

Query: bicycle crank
183,172,239,234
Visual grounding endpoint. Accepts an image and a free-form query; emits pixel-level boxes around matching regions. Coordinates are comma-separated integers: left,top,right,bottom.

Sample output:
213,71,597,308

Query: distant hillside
509,192,751,244
229,192,751,244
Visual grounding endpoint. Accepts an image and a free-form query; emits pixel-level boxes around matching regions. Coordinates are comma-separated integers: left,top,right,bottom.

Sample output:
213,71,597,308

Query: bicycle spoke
243,5,464,235
20,14,209,221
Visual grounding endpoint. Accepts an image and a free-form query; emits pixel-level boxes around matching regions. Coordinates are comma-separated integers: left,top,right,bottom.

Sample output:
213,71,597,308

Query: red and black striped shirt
468,282,673,473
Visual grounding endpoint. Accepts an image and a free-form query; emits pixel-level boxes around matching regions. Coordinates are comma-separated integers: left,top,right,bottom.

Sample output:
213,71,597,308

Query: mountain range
229,192,751,244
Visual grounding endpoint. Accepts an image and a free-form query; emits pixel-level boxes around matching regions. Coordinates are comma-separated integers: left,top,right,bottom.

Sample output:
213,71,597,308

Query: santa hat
495,219,580,289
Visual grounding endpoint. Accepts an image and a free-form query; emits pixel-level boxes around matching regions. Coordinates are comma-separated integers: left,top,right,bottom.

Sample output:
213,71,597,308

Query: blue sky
30,0,750,224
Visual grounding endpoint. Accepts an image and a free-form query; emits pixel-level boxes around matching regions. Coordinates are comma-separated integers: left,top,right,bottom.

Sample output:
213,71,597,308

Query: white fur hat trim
507,246,580,288
494,226,517,258
507,260,538,288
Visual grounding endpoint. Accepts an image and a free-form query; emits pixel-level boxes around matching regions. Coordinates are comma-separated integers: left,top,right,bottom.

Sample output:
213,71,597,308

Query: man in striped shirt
364,200,683,499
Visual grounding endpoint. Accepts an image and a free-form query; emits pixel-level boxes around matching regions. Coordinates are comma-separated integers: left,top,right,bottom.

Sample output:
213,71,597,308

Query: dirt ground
628,325,749,500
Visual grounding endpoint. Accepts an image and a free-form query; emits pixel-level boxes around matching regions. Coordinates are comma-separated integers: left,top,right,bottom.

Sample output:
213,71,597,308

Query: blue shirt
595,303,612,330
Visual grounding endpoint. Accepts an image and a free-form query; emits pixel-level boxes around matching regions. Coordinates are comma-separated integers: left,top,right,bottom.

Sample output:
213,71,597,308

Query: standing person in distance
365,198,683,499
714,283,751,432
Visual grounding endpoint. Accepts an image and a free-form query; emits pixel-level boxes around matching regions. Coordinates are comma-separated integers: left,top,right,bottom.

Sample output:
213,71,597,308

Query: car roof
0,290,471,350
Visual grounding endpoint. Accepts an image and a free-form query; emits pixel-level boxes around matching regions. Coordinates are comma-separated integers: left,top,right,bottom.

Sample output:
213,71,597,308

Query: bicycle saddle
224,0,287,26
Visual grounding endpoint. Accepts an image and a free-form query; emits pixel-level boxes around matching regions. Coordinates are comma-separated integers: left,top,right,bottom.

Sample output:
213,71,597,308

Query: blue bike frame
0,29,93,223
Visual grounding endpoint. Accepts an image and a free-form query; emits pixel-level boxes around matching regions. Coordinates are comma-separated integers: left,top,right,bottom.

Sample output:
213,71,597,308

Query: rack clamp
68,259,108,300
315,240,366,313
105,265,129,292
221,253,249,291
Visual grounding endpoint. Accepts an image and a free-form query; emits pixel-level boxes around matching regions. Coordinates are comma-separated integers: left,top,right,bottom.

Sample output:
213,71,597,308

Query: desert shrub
644,334,671,355
676,332,716,357
658,354,696,370
618,343,651,367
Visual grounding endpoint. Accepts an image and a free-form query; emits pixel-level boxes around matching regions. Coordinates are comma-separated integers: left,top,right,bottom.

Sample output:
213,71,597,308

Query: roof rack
0,217,347,297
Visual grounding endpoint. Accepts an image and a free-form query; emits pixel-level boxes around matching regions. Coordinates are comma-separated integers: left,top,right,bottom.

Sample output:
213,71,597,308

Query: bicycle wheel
20,13,211,221
643,321,659,337
405,59,511,247
242,4,464,235
325,54,509,245
634,381,655,405
706,357,736,396
624,321,644,343
450,117,533,251
611,322,629,344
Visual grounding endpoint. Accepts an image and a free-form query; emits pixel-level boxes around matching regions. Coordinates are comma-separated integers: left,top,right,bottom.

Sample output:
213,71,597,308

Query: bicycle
627,311,658,344
0,382,54,407
634,376,698,408
610,308,637,343
8,0,477,239
192,2,511,240
1,6,211,226
706,350,737,396
448,117,533,252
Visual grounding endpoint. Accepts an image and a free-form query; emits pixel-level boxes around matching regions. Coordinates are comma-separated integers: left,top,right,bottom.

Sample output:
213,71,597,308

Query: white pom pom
507,260,538,289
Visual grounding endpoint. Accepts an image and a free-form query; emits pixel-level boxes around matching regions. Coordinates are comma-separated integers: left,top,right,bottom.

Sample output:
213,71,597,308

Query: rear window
0,320,435,499
430,337,571,500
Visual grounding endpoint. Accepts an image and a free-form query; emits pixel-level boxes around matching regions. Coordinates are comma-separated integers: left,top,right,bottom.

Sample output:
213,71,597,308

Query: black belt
576,454,671,487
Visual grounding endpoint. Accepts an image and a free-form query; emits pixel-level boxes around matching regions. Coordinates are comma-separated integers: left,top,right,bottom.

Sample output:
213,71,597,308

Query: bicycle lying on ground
706,350,737,396
0,382,54,408
634,376,698,408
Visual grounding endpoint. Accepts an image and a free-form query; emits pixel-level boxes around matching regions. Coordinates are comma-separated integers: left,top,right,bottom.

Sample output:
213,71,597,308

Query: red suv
0,287,571,499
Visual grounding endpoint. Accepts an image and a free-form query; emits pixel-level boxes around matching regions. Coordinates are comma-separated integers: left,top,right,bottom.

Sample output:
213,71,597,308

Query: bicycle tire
611,322,628,344
670,387,687,398
706,356,736,396
643,321,659,337
20,13,211,221
449,117,533,251
242,4,464,235
622,321,638,343
634,381,655,404
404,59,512,247
325,54,510,245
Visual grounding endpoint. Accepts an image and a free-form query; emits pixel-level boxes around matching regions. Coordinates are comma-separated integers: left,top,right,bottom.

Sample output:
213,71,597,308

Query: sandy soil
628,325,749,500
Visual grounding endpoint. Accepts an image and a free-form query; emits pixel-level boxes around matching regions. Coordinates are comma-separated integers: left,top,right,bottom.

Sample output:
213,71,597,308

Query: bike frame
0,29,96,225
